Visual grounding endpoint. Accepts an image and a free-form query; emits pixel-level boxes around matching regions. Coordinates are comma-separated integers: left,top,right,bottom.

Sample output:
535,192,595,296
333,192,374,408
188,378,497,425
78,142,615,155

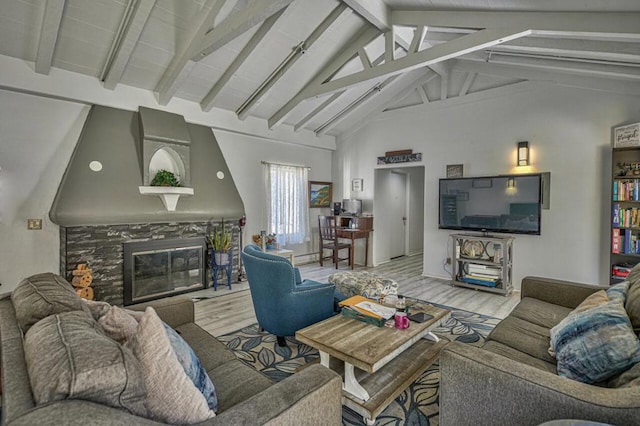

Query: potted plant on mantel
208,219,233,266
150,169,180,187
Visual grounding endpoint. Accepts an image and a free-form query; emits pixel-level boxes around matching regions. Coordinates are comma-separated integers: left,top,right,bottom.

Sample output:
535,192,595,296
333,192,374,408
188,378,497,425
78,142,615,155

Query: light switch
27,219,42,230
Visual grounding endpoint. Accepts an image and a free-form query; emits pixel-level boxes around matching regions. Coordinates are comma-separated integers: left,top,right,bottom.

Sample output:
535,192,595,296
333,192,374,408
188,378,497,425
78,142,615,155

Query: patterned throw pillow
606,281,629,304
126,307,215,424
550,296,640,384
98,305,218,412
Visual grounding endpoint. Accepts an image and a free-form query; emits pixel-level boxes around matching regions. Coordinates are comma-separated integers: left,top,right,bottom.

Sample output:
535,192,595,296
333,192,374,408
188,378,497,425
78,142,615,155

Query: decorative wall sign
309,181,332,208
446,164,464,178
377,152,422,165
352,178,363,192
614,123,640,148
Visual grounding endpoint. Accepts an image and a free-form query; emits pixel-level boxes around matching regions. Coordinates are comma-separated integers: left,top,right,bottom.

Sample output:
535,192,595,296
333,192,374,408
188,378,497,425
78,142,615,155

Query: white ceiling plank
459,72,476,96
341,0,389,31
103,0,156,90
409,26,428,53
453,59,640,96
155,0,225,105
440,72,448,100
417,85,429,103
391,11,640,39
193,0,294,59
200,8,284,112
358,47,372,69
308,27,531,99
385,30,395,63
267,25,380,129
236,3,349,120
35,0,66,75
294,91,345,132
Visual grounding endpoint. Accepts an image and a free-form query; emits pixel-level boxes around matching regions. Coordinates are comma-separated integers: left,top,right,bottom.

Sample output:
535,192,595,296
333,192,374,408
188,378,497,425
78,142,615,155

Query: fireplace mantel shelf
138,186,194,211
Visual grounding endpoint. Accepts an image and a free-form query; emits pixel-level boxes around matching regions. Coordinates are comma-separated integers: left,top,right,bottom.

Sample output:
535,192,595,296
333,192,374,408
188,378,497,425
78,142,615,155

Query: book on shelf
612,228,620,254
614,181,618,200
613,203,620,226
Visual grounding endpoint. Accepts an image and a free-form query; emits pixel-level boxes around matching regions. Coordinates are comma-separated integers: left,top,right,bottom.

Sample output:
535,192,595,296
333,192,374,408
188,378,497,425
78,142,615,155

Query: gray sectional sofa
0,273,342,425
440,276,640,426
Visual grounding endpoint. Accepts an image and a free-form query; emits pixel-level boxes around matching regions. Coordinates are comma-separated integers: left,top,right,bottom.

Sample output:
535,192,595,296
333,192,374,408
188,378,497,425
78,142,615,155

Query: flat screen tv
439,174,542,235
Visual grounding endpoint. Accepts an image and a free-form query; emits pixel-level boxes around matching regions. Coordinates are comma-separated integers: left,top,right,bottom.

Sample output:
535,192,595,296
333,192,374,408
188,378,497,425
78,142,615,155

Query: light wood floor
194,254,521,337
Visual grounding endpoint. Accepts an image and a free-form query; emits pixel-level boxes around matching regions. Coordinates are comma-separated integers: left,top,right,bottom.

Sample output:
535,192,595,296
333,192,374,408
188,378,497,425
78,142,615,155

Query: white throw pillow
126,307,215,424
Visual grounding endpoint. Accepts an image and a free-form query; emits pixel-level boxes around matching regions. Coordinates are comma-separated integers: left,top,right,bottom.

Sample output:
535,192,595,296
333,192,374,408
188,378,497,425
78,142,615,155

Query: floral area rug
217,301,500,425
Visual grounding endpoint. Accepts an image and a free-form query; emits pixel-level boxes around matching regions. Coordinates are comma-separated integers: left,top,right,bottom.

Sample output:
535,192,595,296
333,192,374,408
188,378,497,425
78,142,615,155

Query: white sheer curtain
264,162,310,245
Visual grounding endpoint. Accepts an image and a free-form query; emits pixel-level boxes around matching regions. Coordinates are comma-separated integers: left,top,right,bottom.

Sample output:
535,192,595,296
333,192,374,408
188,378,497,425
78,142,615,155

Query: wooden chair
318,215,353,269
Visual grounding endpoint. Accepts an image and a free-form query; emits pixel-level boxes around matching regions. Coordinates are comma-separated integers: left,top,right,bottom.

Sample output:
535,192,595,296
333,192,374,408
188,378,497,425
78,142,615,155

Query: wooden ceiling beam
392,11,640,39
200,8,285,112
341,0,389,32
192,0,294,60
236,3,349,120
35,0,66,75
306,28,531,99
103,0,156,90
267,25,380,128
155,0,225,105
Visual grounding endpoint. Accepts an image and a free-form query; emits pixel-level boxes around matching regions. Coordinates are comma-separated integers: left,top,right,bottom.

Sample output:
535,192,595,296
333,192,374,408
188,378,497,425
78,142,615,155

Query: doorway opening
373,166,425,265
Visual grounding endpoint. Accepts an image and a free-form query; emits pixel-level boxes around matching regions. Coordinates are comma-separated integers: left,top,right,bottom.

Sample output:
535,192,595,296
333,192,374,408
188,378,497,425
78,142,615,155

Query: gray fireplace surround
51,105,244,305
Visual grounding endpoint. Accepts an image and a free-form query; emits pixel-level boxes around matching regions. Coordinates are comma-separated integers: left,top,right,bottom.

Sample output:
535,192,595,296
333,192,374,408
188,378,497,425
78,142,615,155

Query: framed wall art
352,178,363,192
446,164,464,178
309,181,332,208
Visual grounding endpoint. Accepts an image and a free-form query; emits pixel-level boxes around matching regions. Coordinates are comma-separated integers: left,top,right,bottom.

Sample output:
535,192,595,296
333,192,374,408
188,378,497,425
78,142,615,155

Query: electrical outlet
446,257,451,265
27,219,42,230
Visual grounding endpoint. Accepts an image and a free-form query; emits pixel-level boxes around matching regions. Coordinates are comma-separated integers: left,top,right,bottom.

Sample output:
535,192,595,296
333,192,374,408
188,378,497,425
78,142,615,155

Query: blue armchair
241,245,337,346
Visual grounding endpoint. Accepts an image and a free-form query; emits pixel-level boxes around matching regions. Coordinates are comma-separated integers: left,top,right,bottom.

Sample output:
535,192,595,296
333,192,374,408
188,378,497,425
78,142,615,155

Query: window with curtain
264,163,310,246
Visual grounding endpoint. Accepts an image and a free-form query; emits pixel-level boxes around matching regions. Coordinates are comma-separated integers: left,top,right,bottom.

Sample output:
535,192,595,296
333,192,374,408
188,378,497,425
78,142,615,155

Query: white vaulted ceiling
1,0,639,141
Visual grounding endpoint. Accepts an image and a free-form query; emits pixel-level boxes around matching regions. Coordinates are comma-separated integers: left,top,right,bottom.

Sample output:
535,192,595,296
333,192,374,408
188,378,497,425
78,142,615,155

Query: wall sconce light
507,177,515,188
517,141,530,166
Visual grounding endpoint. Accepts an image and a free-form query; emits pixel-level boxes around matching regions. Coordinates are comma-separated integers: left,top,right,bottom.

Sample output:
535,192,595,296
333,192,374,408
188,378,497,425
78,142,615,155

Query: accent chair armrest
209,364,342,425
295,279,335,292
293,267,303,284
126,296,194,328
440,342,640,426
521,276,608,309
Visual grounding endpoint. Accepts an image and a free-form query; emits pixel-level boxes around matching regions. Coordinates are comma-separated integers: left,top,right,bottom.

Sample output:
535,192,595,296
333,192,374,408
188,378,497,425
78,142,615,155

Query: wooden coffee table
296,300,451,424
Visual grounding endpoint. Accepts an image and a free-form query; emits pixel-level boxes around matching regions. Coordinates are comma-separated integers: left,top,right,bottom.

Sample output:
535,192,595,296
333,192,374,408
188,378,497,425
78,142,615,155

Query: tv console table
450,233,513,296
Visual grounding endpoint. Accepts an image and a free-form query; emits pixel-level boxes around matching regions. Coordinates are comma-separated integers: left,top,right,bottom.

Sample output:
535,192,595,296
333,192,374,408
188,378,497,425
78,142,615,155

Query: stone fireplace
60,221,239,306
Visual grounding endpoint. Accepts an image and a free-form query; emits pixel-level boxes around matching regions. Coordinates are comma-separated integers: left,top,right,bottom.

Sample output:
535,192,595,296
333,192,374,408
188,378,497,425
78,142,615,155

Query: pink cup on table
394,312,410,329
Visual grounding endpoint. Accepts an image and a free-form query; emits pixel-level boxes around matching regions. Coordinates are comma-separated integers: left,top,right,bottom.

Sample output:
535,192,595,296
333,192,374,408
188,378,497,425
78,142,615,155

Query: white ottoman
328,271,399,299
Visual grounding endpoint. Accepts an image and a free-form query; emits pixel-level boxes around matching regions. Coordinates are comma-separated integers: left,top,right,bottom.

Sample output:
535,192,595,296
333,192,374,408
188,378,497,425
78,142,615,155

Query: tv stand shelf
450,234,513,296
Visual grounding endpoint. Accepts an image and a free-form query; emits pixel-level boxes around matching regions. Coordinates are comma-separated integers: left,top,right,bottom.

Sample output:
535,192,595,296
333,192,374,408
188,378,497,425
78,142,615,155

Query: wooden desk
336,216,373,268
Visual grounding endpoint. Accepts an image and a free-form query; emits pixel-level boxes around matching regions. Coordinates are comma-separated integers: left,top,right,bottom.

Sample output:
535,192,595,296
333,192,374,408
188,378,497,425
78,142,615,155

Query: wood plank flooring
195,254,521,337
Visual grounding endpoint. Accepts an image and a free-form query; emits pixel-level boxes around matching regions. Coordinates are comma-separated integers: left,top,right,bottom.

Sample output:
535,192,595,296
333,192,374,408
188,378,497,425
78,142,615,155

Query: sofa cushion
23,310,146,416
509,297,572,329
550,298,640,384
126,307,214,424
208,359,274,412
99,305,218,412
174,322,238,371
12,273,88,333
482,340,557,375
487,316,555,364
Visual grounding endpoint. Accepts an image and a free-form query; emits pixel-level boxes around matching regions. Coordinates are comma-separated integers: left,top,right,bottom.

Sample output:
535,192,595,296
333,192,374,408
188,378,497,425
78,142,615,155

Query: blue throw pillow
163,324,218,412
606,281,629,304
550,299,640,384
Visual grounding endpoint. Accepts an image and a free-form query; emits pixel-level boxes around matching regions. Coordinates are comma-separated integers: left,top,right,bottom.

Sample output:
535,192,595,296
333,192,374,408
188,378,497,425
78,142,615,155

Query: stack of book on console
462,264,502,288
339,295,397,327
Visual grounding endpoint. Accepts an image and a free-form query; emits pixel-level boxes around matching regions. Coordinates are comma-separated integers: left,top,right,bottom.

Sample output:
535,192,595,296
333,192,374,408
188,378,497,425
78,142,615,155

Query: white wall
213,131,333,260
335,85,640,288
